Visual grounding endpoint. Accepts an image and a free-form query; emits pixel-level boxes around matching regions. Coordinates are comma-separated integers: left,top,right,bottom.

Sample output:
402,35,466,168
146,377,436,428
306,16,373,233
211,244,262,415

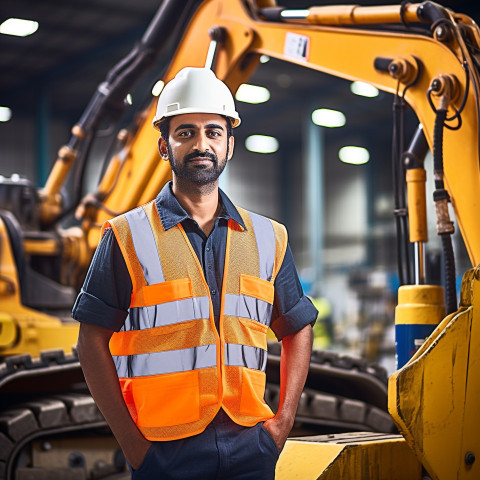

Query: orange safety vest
104,199,287,441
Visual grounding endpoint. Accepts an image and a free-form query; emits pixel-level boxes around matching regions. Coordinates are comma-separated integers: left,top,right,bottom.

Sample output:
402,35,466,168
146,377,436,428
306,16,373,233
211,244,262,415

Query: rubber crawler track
0,347,394,479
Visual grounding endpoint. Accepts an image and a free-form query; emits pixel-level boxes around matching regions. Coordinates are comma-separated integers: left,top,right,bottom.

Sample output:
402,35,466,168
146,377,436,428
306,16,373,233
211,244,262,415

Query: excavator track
0,350,127,479
266,342,394,436
0,347,393,479
0,395,117,480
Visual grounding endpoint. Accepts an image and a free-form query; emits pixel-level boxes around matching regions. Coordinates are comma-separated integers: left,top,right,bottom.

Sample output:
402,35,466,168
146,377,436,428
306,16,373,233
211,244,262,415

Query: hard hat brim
152,107,241,131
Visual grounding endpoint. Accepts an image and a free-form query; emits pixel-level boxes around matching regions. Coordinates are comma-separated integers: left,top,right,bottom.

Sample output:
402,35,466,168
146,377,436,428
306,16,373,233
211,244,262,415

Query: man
73,67,317,479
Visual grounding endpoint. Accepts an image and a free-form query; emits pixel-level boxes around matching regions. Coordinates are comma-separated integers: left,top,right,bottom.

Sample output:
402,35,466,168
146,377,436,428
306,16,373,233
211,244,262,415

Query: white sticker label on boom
284,32,309,61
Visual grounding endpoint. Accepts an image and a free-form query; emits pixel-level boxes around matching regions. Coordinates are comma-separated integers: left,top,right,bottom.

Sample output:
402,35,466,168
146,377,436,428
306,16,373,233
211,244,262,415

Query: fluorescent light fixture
312,108,346,128
152,80,164,97
235,84,270,104
339,146,370,165
350,81,379,98
281,10,309,19
245,135,279,154
0,18,38,37
0,107,12,122
259,55,270,64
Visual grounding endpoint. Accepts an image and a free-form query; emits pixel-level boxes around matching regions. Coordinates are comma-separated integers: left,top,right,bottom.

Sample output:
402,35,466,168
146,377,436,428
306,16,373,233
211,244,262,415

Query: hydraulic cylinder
395,284,445,368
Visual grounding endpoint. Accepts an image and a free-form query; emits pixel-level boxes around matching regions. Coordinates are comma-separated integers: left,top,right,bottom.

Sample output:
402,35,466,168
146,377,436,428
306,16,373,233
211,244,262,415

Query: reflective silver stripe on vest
113,344,217,377
224,294,273,326
122,296,210,331
248,212,275,282
224,343,267,372
125,206,165,284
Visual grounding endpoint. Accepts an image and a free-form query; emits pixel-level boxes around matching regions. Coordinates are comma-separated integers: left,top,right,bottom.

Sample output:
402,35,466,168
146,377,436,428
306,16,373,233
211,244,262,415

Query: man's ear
227,135,235,161
158,137,168,160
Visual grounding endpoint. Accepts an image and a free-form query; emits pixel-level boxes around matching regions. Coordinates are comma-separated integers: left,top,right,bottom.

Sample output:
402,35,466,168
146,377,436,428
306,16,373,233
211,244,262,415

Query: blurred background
1,0,478,374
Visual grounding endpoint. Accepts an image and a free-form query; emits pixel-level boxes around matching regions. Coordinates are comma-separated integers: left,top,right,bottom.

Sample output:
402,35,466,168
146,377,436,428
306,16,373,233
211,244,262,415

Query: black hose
392,94,411,285
433,107,457,314
398,97,412,285
441,234,457,314
58,0,205,223
433,109,447,185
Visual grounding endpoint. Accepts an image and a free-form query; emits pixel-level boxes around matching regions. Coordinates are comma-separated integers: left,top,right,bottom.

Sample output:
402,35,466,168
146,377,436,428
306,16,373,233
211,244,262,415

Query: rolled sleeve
270,295,317,340
270,244,318,340
72,290,127,331
71,228,131,331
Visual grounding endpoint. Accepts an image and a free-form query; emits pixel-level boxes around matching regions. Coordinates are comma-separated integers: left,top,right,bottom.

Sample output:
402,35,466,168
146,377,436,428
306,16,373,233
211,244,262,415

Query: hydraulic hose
58,0,204,222
433,109,447,176
392,94,411,285
432,107,457,314
441,234,457,314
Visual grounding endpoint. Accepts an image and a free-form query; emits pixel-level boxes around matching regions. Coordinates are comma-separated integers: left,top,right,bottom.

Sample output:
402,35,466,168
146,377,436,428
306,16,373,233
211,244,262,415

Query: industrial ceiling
1,0,478,124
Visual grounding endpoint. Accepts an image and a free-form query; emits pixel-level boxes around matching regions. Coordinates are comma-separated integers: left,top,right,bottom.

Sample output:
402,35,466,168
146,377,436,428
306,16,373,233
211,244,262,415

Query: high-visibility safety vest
104,199,288,441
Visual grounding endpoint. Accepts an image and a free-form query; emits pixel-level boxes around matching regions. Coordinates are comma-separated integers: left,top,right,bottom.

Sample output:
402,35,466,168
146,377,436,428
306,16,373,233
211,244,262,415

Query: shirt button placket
205,239,215,294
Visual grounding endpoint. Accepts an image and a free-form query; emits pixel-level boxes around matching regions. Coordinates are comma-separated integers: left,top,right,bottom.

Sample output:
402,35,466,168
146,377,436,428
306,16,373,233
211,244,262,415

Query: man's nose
193,132,209,152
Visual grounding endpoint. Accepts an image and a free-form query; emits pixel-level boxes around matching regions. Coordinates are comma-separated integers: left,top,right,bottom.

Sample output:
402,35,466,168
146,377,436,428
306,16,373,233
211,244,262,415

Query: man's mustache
184,150,217,163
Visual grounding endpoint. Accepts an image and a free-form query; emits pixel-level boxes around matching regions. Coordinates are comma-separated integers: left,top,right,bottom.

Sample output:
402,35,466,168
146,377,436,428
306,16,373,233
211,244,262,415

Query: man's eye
179,131,192,137
208,131,221,137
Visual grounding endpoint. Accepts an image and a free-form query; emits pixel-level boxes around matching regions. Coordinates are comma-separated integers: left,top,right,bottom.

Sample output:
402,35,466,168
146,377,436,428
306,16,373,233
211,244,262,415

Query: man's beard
168,145,227,186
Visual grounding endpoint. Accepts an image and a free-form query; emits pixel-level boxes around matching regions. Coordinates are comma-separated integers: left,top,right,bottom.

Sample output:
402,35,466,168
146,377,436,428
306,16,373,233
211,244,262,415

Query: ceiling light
339,146,370,165
281,10,310,19
259,55,270,64
245,135,279,154
152,80,164,97
0,18,38,37
312,109,346,128
235,84,270,104
350,81,379,98
0,107,12,122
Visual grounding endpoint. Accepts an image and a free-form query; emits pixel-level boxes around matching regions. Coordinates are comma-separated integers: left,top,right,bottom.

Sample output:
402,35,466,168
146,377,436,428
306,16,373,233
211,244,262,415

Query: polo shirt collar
155,181,246,231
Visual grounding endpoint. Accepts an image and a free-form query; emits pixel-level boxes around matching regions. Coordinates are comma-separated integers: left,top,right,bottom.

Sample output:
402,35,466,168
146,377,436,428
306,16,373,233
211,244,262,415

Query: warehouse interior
1,1,480,477
1,0,479,371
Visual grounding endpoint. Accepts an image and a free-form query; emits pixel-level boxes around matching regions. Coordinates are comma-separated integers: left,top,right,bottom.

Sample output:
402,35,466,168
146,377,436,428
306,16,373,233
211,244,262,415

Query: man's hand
77,323,152,469
263,415,294,452
265,325,313,453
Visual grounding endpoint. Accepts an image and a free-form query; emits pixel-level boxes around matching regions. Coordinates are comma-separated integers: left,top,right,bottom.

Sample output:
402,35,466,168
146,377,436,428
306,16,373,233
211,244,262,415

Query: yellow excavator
1,0,479,478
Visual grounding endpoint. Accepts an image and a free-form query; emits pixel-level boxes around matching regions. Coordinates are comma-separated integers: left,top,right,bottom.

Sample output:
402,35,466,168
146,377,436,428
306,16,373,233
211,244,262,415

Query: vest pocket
131,278,193,308
240,368,271,417
240,275,274,304
132,370,200,427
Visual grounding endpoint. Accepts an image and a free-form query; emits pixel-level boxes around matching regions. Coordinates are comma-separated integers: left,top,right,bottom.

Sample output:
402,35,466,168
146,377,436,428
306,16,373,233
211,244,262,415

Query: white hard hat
152,67,241,130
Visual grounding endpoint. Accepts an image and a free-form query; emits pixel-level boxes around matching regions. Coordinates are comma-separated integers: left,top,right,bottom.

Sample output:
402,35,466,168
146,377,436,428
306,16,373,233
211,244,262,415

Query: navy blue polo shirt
72,182,317,340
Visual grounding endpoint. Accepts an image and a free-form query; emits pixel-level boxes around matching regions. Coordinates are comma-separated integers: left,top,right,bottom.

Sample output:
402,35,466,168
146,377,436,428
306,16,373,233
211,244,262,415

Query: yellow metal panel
389,268,480,480
275,434,422,479
276,441,344,479
0,218,79,357
462,270,480,478
0,313,17,347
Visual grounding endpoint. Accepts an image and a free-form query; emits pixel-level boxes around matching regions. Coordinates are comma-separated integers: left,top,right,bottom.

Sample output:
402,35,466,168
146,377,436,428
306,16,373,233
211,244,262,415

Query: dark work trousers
129,409,280,479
